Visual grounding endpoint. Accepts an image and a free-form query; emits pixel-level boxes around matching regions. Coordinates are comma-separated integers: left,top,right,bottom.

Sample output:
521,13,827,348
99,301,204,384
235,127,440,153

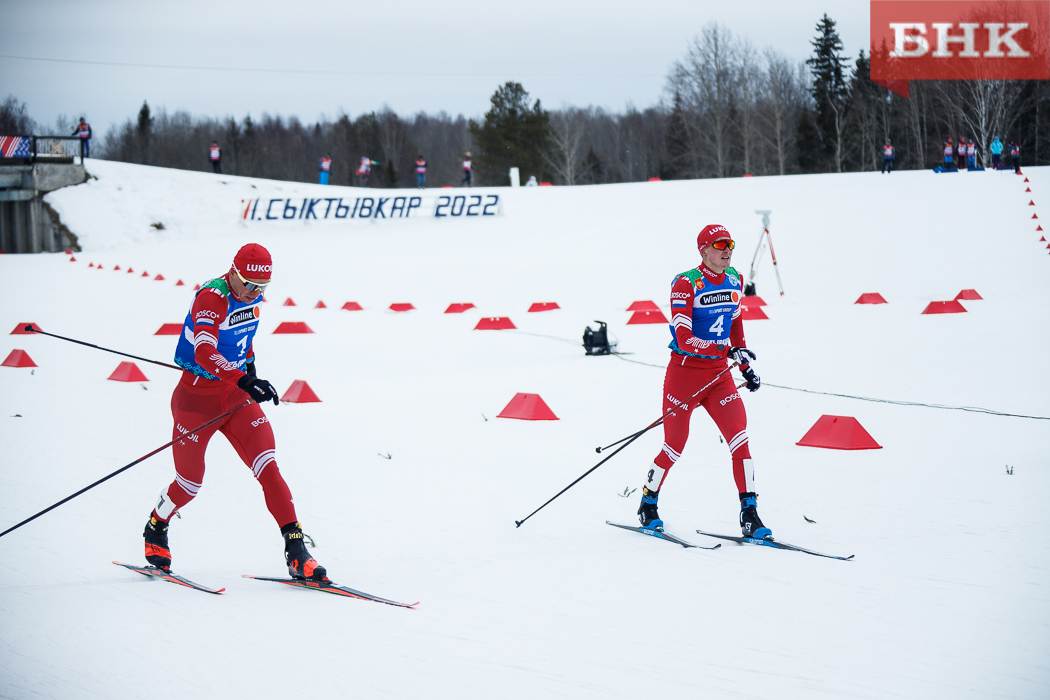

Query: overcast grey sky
1,0,869,136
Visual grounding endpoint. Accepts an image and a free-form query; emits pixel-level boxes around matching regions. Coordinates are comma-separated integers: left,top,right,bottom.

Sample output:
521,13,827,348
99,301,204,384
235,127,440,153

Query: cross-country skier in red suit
637,224,772,539
142,243,328,580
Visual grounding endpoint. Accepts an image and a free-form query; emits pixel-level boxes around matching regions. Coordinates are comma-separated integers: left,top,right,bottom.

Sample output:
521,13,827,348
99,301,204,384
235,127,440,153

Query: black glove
740,364,761,392
244,360,257,380
237,373,279,405
728,347,757,365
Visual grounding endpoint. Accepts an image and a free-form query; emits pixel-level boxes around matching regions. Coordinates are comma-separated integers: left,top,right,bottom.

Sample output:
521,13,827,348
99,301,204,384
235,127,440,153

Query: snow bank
0,160,1047,699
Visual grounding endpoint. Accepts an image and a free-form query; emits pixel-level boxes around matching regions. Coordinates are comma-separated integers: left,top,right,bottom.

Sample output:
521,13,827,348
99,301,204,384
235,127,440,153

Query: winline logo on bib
870,1,1050,97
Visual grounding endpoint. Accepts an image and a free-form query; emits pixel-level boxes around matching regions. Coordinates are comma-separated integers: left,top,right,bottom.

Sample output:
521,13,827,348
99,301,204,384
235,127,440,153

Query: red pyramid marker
796,415,882,450
855,292,887,304
341,302,363,311
1033,214,1039,219
273,322,313,334
141,271,149,277
282,380,322,403
627,300,660,312
88,262,94,268
65,248,72,255
154,324,182,335
283,298,296,307
1026,187,1031,192
954,289,982,301
922,300,967,314
474,317,516,330
128,268,134,273
627,309,668,324
1038,225,1044,231
11,323,40,335
1024,177,1029,182
389,303,415,312
314,300,327,309
497,393,559,421
740,306,769,320
444,303,475,313
154,274,165,281
1041,237,1046,242
2,349,37,368
69,256,76,262
108,361,149,382
175,279,185,286
114,265,121,271
528,302,560,312
1030,200,1036,205
97,265,103,271
741,295,766,306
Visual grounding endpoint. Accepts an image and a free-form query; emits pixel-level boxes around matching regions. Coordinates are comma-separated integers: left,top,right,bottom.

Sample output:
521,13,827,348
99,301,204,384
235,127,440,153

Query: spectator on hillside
881,140,894,174
990,136,1003,169
957,138,967,169
319,153,332,185
209,141,222,173
1009,141,1021,173
357,155,378,187
72,117,91,158
943,138,954,168
525,175,538,187
415,155,427,189
461,151,472,187
966,139,976,168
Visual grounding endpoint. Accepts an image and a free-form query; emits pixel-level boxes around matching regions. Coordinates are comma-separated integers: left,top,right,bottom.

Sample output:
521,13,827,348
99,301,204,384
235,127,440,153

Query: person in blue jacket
990,137,1003,170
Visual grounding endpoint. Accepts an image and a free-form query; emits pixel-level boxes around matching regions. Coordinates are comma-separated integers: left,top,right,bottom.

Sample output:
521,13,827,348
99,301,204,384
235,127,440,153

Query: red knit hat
697,224,732,253
233,243,272,280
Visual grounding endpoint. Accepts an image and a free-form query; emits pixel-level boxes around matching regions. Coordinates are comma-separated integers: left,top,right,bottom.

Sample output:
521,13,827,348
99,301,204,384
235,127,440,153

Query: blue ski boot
739,492,772,539
637,487,663,531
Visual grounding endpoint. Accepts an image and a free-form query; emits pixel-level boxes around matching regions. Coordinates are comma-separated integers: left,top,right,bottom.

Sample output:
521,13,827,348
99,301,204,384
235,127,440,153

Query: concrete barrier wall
0,163,85,253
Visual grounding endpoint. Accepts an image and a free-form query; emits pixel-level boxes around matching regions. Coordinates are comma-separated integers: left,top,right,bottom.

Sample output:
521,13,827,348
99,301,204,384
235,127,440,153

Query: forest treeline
3,15,1048,187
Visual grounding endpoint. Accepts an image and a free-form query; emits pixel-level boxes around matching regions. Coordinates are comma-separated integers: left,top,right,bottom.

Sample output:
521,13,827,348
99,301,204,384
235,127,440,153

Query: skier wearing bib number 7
141,243,329,581
637,224,772,539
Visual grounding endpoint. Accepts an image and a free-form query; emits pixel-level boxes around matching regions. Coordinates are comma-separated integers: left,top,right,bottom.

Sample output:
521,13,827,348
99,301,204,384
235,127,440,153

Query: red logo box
871,1,1050,82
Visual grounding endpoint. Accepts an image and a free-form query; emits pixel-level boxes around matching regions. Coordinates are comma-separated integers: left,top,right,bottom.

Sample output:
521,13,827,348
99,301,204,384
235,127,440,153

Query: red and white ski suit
153,273,297,527
645,264,755,496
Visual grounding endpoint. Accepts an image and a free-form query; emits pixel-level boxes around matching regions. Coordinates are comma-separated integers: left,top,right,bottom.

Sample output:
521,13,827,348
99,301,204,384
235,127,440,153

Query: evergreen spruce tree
137,101,153,165
806,14,850,171
664,90,691,179
795,107,824,173
469,82,549,185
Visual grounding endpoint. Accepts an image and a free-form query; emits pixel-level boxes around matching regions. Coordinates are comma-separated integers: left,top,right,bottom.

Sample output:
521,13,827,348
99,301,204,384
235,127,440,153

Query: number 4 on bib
708,315,725,336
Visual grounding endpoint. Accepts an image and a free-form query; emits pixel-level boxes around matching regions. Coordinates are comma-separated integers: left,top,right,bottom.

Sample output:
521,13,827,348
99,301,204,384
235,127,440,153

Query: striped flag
0,137,30,158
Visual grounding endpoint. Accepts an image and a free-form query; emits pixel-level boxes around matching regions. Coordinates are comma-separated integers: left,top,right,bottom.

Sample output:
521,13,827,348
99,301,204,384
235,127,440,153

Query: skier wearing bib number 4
141,243,329,581
637,224,772,540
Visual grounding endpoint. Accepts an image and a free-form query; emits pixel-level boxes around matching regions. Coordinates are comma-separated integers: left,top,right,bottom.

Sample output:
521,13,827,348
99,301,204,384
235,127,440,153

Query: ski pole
0,401,250,539
518,363,737,528
595,362,738,453
25,325,181,371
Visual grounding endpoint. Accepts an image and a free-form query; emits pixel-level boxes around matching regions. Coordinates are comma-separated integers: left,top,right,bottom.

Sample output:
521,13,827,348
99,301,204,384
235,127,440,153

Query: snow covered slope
1,160,1048,699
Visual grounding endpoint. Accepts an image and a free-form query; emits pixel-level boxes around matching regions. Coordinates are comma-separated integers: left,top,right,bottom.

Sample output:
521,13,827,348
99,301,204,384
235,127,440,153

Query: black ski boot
739,492,772,539
143,514,172,571
281,522,328,581
637,487,664,531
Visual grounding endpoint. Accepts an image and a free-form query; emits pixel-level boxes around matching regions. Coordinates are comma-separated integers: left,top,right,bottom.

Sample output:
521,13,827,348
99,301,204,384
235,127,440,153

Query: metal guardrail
31,135,84,164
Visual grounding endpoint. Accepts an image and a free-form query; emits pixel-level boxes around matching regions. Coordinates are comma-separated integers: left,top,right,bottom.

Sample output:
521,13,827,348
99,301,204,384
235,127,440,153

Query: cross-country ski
605,521,720,550
112,561,226,594
242,575,418,608
693,531,855,561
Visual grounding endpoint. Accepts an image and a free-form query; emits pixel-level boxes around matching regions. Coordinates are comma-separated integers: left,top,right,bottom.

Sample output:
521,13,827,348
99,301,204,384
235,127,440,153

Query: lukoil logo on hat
233,243,272,280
